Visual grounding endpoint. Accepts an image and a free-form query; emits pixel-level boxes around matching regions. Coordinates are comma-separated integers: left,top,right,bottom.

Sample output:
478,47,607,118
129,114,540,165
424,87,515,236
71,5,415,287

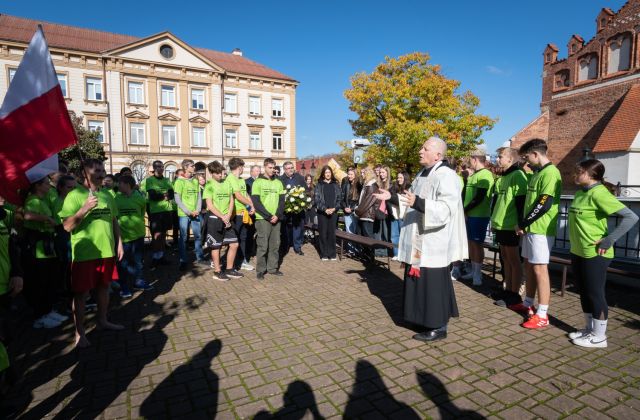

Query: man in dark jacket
279,161,306,256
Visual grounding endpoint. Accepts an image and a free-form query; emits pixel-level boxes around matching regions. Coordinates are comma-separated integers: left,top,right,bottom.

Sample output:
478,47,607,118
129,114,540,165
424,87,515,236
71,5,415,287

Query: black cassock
403,265,459,330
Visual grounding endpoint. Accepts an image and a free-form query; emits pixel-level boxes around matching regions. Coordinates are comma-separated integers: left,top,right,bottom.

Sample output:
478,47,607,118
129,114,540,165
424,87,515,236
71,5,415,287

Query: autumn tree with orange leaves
344,52,496,174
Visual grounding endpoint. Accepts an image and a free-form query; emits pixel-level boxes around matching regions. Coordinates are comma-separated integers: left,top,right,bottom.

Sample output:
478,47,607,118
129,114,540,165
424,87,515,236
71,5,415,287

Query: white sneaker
45,311,69,322
321,258,329,261
568,329,591,340
330,258,337,261
33,316,62,329
572,333,607,348
392,256,399,261
241,261,255,271
451,266,461,280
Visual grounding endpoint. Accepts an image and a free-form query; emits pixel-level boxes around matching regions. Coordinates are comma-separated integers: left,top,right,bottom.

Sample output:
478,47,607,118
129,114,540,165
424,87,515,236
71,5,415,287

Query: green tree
344,52,496,174
59,113,106,175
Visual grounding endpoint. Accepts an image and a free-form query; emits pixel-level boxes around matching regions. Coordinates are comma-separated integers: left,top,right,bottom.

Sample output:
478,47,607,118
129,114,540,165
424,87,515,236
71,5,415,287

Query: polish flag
0,26,77,204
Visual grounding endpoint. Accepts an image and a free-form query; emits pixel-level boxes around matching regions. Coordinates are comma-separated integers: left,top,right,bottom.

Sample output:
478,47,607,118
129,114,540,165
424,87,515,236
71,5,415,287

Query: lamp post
301,162,306,176
581,147,593,162
310,160,316,178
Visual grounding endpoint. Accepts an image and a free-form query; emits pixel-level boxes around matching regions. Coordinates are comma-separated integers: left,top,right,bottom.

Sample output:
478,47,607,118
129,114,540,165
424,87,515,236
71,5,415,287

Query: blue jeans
281,212,304,253
391,219,402,257
344,212,359,252
179,215,204,263
118,237,144,292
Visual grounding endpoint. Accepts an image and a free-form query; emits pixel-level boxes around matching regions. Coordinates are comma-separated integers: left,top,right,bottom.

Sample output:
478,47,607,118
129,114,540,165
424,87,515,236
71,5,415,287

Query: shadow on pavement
417,370,486,419
254,380,324,420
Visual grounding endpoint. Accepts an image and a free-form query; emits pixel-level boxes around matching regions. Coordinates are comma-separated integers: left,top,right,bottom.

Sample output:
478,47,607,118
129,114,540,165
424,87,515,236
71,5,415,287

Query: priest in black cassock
376,137,468,342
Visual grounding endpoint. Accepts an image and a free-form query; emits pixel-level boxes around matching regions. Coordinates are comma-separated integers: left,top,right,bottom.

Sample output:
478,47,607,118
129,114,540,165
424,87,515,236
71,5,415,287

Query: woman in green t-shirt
568,160,638,348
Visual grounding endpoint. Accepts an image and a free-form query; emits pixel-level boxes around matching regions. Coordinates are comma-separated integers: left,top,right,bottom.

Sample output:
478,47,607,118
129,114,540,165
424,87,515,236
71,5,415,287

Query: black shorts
495,230,519,247
149,211,173,234
204,216,238,250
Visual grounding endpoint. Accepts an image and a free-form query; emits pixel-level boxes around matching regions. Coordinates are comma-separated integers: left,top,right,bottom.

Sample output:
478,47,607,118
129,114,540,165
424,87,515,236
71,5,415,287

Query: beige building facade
0,15,298,180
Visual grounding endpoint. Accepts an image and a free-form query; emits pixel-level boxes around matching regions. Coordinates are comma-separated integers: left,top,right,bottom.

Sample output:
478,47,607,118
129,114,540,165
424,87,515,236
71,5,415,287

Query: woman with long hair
567,159,638,348
374,166,392,256
355,167,379,240
389,171,410,259
314,166,342,260
342,167,361,234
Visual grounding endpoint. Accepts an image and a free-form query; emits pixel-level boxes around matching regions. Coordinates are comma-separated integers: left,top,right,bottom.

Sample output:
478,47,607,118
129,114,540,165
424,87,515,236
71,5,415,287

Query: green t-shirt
24,194,56,259
252,176,284,220
491,167,528,231
226,173,248,214
204,179,233,216
569,184,625,259
59,186,117,262
102,187,117,199
0,207,15,295
464,168,494,218
173,177,200,217
523,163,562,236
46,187,58,210
143,176,174,214
115,192,147,243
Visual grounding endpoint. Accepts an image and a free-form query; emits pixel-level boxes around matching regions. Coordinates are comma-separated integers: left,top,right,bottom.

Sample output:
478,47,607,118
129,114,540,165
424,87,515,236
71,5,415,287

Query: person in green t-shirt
250,158,285,280
227,157,256,272
513,139,562,330
143,160,174,268
102,174,116,198
0,197,23,300
462,148,495,286
203,161,243,281
567,159,638,348
23,177,66,329
490,147,528,308
115,175,152,298
174,159,206,271
59,159,124,348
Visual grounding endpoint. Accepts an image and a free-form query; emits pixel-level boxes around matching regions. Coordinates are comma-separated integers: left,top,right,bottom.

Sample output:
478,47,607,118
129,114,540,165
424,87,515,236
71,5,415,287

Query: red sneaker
507,302,535,317
522,314,549,329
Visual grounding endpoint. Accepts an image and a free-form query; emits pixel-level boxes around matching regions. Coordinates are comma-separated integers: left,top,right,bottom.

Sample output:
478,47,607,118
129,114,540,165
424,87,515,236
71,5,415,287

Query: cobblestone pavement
6,244,640,419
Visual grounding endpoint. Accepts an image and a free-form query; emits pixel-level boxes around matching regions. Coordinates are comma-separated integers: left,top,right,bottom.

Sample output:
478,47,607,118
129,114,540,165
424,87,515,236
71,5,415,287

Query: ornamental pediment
189,116,210,124
159,113,181,121
124,110,149,119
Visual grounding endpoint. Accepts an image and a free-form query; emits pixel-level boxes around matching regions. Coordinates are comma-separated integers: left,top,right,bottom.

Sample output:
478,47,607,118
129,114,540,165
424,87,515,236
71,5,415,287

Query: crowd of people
0,136,637,400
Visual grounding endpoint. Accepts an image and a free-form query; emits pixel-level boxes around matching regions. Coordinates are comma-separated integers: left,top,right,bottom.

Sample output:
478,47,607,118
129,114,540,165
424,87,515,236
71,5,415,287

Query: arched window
164,162,178,180
554,70,570,89
578,54,598,81
608,34,632,74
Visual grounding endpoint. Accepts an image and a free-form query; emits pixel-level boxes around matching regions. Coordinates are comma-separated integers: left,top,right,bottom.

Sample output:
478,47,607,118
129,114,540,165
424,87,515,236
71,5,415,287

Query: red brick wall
511,112,549,148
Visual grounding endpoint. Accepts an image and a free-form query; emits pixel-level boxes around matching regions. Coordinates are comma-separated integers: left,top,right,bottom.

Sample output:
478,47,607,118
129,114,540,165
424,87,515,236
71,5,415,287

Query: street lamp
310,160,316,177
581,147,593,162
301,162,306,176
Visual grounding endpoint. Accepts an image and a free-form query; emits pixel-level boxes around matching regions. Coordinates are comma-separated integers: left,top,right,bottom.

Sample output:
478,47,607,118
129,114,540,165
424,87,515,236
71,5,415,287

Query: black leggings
317,212,337,259
571,254,611,320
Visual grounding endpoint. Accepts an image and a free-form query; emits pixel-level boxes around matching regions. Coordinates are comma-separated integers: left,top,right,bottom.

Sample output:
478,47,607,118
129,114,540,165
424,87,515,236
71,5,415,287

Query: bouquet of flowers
284,185,312,214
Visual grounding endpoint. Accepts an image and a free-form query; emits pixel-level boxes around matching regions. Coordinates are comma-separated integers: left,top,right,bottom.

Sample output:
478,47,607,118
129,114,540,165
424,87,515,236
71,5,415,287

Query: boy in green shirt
115,175,151,298
251,158,285,280
203,161,244,281
174,159,206,271
59,159,124,348
514,139,563,329
227,157,255,271
462,148,494,286
143,160,174,268
491,147,528,307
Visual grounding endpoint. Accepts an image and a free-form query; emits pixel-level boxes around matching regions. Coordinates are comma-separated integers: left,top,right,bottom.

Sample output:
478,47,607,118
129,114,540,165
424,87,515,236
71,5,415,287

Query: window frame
128,81,145,104
272,132,283,151
271,98,283,118
56,73,68,98
192,126,206,148
129,122,146,145
85,77,103,101
249,131,261,150
191,88,205,110
225,128,238,149
160,84,176,108
162,125,178,147
248,95,261,116
87,120,105,143
224,92,237,114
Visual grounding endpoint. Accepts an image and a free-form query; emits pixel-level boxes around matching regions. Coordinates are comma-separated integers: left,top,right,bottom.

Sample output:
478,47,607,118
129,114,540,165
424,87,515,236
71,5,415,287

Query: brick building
511,0,640,196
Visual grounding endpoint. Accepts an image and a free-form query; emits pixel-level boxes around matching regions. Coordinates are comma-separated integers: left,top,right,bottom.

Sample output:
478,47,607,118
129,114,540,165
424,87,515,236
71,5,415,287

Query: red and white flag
0,26,77,204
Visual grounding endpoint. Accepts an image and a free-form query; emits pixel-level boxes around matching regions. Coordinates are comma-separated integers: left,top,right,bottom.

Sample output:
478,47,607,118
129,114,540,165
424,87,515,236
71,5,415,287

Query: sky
2,0,628,158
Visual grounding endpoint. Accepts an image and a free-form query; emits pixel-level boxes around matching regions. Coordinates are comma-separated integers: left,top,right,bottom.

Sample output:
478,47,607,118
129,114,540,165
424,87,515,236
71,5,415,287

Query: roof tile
0,14,295,82
593,83,640,153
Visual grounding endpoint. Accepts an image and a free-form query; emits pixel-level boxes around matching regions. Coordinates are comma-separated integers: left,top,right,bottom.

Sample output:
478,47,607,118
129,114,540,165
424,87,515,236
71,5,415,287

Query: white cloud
485,65,511,76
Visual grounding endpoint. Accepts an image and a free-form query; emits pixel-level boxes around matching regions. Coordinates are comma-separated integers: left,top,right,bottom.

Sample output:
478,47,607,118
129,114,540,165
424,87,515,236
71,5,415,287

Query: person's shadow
417,370,486,419
254,380,324,419
344,360,420,419
140,339,222,418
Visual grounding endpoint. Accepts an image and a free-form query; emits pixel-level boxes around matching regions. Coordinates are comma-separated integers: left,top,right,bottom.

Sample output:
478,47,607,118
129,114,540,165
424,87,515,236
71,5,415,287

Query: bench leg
492,250,498,282
340,239,344,261
561,266,567,297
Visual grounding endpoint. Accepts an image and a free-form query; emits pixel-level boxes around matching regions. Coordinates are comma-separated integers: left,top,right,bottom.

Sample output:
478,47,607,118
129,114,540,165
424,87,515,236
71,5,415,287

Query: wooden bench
305,224,394,269
484,244,640,297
